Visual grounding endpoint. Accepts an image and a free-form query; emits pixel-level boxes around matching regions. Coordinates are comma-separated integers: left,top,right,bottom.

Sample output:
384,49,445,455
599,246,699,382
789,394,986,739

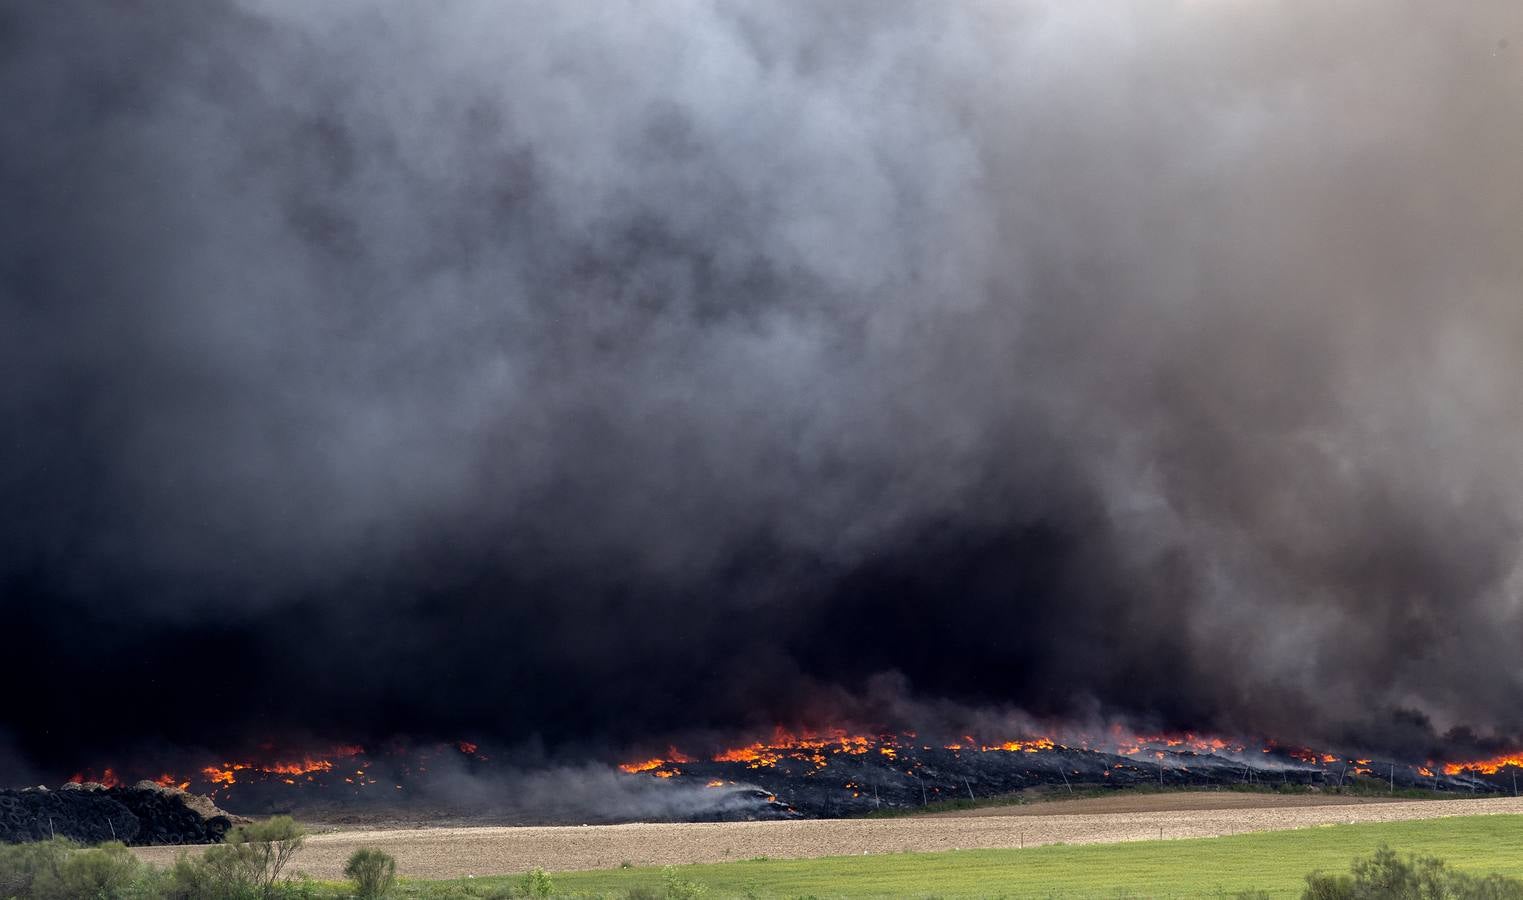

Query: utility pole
1390,763,1395,794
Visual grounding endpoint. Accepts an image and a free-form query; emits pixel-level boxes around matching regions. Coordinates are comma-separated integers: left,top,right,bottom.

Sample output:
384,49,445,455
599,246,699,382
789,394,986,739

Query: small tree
203,815,307,899
344,847,397,900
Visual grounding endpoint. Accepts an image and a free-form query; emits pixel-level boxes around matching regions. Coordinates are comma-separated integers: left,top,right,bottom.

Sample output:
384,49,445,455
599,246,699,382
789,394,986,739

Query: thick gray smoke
2,1,1522,771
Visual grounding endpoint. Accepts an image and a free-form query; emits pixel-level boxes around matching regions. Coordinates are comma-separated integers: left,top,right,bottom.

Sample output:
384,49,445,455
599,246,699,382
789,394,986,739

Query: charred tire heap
0,782,235,846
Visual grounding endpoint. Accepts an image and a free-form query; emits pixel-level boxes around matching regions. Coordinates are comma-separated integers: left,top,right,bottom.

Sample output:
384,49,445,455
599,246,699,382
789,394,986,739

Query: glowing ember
983,739,1056,753
612,726,1353,779
267,758,334,776
1285,749,1338,765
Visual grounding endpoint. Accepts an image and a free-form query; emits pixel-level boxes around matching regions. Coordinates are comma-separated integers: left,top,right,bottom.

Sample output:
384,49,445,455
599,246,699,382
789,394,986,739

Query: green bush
156,850,242,900
0,837,74,897
343,847,397,900
660,865,706,899
1301,845,1523,900
30,841,145,900
151,815,309,900
208,815,307,899
519,866,554,897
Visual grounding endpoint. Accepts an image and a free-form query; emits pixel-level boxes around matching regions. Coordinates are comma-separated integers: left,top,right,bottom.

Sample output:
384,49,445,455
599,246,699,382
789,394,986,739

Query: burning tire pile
0,782,239,846
618,730,1511,821
33,730,1519,829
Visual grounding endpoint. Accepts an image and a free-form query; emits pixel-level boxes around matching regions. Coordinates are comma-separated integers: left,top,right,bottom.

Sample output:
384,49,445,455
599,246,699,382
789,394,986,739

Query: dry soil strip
132,795,1523,881
921,790,1410,817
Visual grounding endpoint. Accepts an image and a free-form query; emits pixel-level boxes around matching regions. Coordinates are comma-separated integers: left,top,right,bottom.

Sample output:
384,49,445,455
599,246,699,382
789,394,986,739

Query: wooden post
1389,763,1395,794
964,777,976,802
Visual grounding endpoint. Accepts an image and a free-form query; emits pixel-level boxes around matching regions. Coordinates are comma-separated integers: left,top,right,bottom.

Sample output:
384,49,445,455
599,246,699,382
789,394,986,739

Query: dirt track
922,791,1409,817
132,794,1523,880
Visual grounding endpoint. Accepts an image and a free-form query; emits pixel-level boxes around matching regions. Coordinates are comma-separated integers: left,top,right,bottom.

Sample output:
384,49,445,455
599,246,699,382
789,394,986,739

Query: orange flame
1442,752,1523,775
67,768,120,788
612,725,1340,778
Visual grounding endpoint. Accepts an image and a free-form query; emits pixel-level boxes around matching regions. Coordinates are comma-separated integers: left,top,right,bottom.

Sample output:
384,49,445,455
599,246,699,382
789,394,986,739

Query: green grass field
376,813,1523,899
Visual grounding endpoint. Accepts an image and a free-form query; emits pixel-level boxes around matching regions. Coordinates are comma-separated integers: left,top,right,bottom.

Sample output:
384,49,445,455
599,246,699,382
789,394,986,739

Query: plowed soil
131,793,1523,881
923,790,1408,817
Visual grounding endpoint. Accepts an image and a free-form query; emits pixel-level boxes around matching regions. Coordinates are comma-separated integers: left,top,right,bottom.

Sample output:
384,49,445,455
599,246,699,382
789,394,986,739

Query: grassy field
369,813,1523,899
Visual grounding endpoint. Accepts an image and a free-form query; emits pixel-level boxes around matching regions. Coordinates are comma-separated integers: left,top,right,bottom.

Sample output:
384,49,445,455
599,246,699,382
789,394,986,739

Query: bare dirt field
131,794,1523,881
922,790,1411,817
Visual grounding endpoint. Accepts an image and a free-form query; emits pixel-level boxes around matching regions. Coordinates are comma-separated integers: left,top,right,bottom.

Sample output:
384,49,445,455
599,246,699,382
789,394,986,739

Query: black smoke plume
3,1,1523,779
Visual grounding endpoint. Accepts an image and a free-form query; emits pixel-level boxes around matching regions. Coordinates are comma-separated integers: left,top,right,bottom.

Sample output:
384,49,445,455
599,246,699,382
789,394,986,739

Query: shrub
1301,845,1523,900
156,850,245,900
0,837,73,897
344,847,398,900
196,815,307,899
520,866,555,897
30,841,145,900
661,865,707,899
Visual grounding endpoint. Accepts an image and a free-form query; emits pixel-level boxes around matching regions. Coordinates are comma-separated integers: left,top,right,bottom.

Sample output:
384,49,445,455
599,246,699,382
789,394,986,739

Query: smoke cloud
3,1,1523,775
